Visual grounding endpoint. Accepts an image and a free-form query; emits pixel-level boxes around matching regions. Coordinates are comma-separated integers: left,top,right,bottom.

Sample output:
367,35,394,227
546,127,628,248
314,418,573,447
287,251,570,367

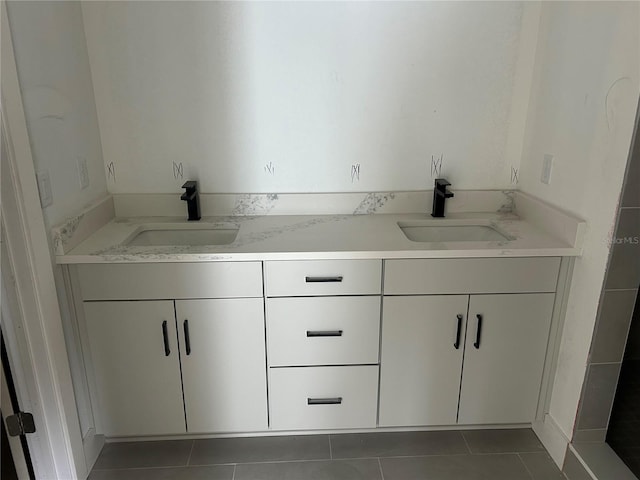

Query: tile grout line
184,451,544,468
189,457,383,468
328,435,333,460
377,457,385,480
517,452,536,480
232,463,236,480
186,439,196,466
460,431,473,454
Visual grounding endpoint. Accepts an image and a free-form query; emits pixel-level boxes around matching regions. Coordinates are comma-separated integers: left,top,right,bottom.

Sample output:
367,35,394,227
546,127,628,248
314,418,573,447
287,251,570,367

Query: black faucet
181,181,201,221
431,178,454,217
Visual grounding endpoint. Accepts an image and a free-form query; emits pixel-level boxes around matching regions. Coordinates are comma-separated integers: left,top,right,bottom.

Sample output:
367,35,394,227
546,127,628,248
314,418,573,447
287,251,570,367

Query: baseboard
105,423,531,443
83,429,105,478
533,414,570,468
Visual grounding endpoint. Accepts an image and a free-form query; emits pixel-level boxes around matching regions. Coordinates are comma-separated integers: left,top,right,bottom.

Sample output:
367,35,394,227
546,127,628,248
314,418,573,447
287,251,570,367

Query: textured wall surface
81,1,527,194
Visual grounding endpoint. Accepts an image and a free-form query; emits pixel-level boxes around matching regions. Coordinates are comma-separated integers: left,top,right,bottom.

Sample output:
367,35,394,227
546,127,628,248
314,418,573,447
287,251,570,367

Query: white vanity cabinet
84,300,186,436
75,253,563,437
77,262,267,437
175,298,268,433
458,293,554,424
264,260,382,430
380,257,560,427
378,295,468,426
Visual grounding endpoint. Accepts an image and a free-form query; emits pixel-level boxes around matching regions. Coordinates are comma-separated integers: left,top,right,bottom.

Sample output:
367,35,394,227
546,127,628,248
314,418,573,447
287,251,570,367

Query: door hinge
5,412,36,436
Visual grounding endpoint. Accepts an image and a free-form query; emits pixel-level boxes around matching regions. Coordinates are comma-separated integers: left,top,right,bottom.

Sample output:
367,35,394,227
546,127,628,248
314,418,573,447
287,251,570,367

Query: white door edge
1,3,87,478
1,342,31,480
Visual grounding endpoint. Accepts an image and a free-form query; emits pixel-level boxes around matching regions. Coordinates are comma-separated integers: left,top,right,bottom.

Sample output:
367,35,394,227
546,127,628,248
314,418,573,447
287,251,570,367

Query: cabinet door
379,295,469,426
176,298,268,433
84,301,186,436
458,293,554,425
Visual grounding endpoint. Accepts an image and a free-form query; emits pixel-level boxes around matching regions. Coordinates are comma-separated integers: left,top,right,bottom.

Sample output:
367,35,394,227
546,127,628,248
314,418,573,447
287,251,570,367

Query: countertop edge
57,247,580,265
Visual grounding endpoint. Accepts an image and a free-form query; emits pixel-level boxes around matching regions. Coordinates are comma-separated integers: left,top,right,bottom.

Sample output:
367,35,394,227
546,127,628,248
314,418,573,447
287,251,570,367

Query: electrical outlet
36,170,53,207
541,154,554,185
77,157,89,189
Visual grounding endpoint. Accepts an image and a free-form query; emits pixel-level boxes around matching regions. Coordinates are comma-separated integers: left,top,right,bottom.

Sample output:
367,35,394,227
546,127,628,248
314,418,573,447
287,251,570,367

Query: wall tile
622,125,640,208
572,429,607,443
605,208,640,290
622,290,640,360
590,289,639,363
576,363,622,430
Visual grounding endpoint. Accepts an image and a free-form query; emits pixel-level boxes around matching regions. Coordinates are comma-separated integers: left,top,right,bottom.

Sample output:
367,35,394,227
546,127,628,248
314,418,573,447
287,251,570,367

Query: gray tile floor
89,429,566,480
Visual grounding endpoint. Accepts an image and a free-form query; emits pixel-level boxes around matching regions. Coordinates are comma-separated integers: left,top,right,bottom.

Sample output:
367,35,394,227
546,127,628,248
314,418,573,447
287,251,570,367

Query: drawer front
267,297,380,366
76,262,263,300
384,257,560,295
269,366,379,430
264,260,382,297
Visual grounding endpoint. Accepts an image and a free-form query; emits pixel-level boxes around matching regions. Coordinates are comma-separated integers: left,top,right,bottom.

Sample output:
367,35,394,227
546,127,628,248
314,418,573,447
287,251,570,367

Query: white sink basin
398,220,512,243
124,223,239,246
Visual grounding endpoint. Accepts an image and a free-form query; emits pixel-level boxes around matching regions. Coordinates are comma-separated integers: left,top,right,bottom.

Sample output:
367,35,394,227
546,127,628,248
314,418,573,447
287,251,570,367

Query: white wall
7,0,107,228
6,0,108,445
82,1,528,194
519,1,640,440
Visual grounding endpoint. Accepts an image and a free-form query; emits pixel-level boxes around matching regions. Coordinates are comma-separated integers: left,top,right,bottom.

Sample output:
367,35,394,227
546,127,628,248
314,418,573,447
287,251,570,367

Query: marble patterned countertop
55,191,585,264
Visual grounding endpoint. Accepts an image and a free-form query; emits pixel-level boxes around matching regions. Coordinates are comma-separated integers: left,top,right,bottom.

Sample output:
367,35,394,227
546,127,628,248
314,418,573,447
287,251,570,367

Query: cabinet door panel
176,299,268,433
84,301,186,436
379,295,468,426
458,293,554,425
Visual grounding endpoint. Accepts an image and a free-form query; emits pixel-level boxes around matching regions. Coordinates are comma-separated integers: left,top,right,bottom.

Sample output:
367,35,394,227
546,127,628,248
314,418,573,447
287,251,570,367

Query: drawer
76,262,263,300
266,297,380,366
264,260,382,297
384,257,560,295
269,366,378,430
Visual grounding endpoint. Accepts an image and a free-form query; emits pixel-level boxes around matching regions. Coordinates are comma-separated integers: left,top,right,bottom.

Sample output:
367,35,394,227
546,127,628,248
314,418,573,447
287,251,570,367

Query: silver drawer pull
306,330,343,337
305,276,343,283
307,397,343,405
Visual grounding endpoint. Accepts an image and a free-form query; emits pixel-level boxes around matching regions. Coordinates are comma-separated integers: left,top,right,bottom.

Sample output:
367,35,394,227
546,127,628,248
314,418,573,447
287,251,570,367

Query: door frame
1,3,87,478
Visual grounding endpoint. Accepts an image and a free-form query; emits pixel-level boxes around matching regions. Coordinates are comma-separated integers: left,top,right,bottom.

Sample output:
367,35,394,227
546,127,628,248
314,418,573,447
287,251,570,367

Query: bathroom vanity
56,190,584,440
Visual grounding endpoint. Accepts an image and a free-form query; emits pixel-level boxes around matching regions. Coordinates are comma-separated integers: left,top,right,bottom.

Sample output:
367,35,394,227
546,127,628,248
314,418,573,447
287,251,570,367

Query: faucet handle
181,180,198,193
435,178,451,188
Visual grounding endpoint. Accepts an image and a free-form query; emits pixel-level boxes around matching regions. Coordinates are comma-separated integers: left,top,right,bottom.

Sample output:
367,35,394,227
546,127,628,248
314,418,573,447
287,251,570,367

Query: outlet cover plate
77,157,89,189
36,170,53,207
541,154,554,185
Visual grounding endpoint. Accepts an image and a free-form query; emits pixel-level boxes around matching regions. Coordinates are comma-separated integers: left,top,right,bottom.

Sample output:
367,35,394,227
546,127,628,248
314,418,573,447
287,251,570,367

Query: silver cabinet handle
306,330,343,337
307,397,343,405
305,276,343,283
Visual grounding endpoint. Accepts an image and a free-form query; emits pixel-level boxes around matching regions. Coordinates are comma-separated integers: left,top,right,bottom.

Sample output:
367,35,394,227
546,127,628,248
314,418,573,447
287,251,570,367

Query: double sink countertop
55,191,586,264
